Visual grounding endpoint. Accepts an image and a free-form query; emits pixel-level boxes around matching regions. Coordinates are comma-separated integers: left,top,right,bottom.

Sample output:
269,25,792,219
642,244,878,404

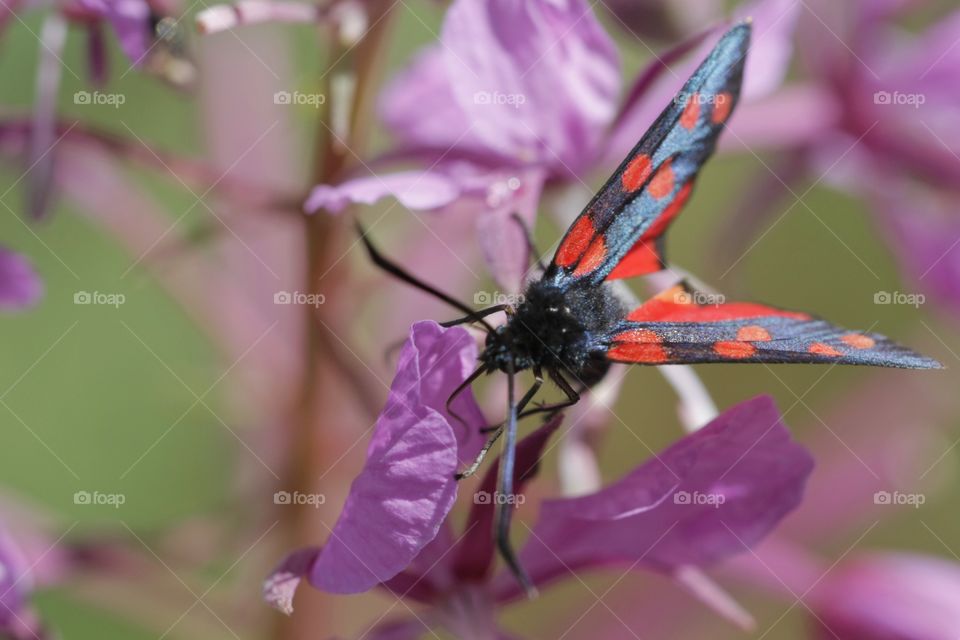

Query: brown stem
275,3,396,639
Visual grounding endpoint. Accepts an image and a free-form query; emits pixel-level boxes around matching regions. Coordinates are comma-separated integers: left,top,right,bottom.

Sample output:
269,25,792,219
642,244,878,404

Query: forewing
602,284,942,369
547,22,750,286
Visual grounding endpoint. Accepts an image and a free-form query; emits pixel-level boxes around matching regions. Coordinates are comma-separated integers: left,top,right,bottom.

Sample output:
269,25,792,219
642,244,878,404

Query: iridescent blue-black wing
546,22,749,286
602,283,942,369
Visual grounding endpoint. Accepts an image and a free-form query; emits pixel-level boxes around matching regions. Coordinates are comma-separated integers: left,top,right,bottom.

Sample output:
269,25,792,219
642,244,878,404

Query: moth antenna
355,221,495,333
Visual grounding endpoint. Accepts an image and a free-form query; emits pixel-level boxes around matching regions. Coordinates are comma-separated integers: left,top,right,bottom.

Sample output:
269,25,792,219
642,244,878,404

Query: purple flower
264,321,486,605
810,553,960,640
720,3,960,312
492,395,813,601
873,184,960,319
0,247,42,312
266,357,813,637
74,0,152,65
0,526,48,640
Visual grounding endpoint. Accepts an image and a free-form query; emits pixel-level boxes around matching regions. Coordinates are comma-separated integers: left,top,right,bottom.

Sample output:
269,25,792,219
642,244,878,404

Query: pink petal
811,553,960,640
378,46,489,156
77,0,152,64
441,0,620,174
305,171,462,214
495,396,813,600
265,322,486,605
474,169,545,292
0,247,43,312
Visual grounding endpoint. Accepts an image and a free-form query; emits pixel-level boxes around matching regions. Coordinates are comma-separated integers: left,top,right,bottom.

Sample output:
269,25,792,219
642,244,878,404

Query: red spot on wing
607,241,661,280
680,93,700,130
572,236,607,277
841,333,875,349
737,325,772,342
606,182,693,281
613,328,660,343
711,92,733,124
628,286,810,323
609,329,667,363
649,161,675,199
622,154,653,192
645,181,692,238
809,342,843,357
607,182,693,280
555,216,596,268
714,341,756,359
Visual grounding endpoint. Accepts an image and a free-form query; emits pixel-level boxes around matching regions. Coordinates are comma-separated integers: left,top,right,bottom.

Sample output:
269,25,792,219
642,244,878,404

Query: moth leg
455,426,503,481
495,360,537,598
478,368,576,432
457,368,543,479
445,364,487,427
440,304,510,328
508,368,580,422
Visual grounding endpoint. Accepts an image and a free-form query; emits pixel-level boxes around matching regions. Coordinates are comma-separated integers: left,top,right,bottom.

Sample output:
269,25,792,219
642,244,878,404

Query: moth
359,21,940,594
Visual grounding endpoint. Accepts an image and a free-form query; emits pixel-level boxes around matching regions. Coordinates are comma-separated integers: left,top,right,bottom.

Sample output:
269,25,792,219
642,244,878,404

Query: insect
357,21,941,595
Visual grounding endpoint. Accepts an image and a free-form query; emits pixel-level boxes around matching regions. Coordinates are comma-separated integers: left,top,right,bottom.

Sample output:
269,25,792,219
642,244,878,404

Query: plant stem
275,3,395,638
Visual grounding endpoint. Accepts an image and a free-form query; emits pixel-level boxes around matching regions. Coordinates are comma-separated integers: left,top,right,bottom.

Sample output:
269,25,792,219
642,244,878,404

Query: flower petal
474,169,545,292
497,396,813,599
378,46,490,157
810,553,960,640
874,183,960,319
265,322,486,604
441,0,620,174
0,527,47,639
304,171,463,214
262,546,320,615
0,247,43,312
77,0,152,64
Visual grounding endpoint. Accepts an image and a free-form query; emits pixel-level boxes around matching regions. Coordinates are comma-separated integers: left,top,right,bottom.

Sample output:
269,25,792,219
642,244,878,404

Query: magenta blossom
73,0,153,66
265,321,486,602
0,526,48,640
0,247,42,312
719,1,960,316
264,321,814,633
809,552,960,640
